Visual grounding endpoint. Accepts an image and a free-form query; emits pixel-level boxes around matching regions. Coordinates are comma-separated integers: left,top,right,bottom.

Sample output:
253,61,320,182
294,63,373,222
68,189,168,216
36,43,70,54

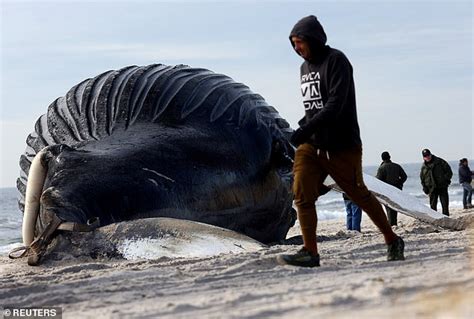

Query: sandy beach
1,208,473,319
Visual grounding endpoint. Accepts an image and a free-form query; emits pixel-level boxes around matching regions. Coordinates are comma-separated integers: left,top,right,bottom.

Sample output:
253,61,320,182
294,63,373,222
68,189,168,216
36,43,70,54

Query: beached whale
15,64,296,264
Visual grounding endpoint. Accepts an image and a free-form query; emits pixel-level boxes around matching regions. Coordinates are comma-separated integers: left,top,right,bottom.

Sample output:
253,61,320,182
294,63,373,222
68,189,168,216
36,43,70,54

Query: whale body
17,64,296,246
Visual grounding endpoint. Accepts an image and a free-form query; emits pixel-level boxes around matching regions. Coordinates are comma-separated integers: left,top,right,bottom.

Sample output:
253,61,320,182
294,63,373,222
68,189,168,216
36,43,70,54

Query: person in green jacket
376,151,407,226
420,149,453,216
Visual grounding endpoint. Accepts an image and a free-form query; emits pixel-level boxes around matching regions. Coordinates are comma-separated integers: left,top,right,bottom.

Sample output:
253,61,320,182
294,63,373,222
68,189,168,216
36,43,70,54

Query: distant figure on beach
376,151,407,226
420,149,453,216
458,158,473,209
277,15,405,268
343,193,362,231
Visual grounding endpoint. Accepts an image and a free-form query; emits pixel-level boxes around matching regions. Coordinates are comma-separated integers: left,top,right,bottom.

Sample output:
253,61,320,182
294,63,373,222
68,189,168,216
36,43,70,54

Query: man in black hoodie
277,15,405,267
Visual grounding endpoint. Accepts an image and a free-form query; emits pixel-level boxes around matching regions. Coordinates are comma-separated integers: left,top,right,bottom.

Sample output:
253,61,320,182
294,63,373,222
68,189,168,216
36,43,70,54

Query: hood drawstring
315,148,330,161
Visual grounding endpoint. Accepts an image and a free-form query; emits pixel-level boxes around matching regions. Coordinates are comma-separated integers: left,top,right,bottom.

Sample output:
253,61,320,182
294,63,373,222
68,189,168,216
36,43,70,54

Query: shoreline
1,208,473,318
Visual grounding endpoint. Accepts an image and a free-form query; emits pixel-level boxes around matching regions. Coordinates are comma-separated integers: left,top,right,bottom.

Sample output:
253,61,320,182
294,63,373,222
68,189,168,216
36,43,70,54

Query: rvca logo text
301,72,323,110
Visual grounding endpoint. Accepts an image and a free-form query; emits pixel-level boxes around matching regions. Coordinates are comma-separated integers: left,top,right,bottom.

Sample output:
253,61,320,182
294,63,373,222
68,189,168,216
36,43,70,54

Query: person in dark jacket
376,151,407,226
420,149,453,216
458,158,473,209
277,15,405,268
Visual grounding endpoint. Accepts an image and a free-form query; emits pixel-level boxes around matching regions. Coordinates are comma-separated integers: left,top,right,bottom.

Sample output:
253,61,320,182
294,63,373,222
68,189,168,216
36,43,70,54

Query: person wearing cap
420,149,453,216
277,15,405,268
376,151,407,226
458,158,473,209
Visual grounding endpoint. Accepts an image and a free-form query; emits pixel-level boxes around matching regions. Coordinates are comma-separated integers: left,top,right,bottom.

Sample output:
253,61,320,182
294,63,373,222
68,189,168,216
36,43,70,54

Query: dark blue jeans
462,182,472,208
344,199,362,231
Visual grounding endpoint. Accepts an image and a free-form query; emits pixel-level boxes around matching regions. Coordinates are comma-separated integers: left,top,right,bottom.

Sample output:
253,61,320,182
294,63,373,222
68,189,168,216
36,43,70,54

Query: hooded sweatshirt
290,15,361,151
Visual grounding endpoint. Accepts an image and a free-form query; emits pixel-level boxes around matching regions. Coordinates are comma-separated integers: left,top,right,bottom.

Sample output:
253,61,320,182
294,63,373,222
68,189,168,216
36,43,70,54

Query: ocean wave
449,201,463,208
317,197,345,206
410,192,429,199
317,209,345,221
410,191,464,199
448,189,463,196
0,242,22,256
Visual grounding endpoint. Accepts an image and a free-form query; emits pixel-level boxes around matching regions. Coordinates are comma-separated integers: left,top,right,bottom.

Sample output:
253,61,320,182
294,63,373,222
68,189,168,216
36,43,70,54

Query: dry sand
1,208,473,319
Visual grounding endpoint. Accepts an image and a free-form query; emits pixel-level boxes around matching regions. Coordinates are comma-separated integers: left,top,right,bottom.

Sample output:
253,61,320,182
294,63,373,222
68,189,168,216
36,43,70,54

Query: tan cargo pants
293,143,396,253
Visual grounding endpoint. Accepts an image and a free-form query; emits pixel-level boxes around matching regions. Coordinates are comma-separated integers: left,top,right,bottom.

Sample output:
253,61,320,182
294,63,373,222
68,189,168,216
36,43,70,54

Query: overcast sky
0,0,472,187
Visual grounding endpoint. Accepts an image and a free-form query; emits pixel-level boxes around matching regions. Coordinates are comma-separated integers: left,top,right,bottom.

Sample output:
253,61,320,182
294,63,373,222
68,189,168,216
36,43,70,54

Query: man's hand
423,187,430,195
290,127,312,147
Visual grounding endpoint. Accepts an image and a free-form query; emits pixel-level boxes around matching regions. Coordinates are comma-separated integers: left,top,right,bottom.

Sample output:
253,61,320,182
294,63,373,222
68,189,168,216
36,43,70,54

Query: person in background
277,15,405,268
458,158,473,209
343,193,362,231
420,149,453,216
376,151,407,226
